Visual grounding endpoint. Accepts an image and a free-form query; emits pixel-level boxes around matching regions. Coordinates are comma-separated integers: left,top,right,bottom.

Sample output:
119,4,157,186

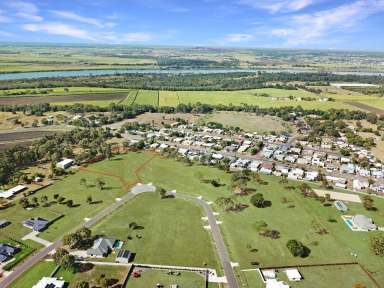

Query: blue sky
0,0,383,50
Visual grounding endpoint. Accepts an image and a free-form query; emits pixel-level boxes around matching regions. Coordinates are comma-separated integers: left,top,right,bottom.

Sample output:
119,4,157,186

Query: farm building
0,185,27,199
23,217,50,232
56,158,74,169
284,269,302,281
32,277,65,288
87,237,116,257
266,279,290,288
116,249,132,263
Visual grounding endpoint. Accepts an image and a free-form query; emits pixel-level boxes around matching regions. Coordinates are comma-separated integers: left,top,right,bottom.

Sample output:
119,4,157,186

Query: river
0,68,383,81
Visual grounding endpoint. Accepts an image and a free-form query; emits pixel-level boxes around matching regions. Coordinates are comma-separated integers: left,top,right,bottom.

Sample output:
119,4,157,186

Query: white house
32,277,65,288
353,179,369,191
0,185,27,199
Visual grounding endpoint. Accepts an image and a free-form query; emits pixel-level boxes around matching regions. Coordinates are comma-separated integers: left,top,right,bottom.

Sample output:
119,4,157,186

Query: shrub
286,239,310,257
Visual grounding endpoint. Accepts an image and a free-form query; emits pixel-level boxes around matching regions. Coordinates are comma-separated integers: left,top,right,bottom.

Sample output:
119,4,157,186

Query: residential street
177,194,240,288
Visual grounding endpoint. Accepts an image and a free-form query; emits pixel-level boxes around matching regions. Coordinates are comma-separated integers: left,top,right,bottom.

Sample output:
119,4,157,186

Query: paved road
0,191,138,288
177,194,239,288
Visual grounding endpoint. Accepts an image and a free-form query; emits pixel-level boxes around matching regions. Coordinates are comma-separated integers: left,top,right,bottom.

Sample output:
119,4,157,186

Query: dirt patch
0,93,127,105
344,101,384,115
0,130,58,141
314,189,361,203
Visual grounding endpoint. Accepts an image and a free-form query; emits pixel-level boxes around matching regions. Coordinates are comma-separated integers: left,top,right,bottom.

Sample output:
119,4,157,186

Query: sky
0,0,384,50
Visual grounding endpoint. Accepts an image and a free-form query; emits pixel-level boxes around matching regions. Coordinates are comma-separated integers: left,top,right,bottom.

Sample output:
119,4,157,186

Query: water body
0,68,383,81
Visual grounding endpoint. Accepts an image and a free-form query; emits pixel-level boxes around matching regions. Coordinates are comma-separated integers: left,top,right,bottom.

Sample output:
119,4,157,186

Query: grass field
0,152,154,242
56,265,129,288
3,152,384,287
128,269,207,288
91,192,218,268
203,112,290,133
8,261,57,288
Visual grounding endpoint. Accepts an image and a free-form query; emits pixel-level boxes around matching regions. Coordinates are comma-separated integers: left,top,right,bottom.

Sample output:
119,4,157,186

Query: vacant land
3,152,384,287
204,112,289,133
106,112,199,130
0,152,154,242
91,192,218,268
128,269,206,288
7,261,57,288
56,265,129,288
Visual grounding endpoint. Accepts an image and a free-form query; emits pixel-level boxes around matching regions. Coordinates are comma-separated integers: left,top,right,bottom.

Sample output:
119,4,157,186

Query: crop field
34,87,358,110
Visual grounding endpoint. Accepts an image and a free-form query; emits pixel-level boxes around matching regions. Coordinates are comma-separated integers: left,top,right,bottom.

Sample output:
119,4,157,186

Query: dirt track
344,101,384,115
0,93,127,105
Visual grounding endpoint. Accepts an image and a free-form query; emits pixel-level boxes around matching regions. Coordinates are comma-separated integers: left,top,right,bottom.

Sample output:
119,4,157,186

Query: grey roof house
87,237,116,257
23,217,50,232
0,243,17,263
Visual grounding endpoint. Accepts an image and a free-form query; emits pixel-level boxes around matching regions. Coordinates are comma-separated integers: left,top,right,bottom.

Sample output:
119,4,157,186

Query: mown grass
128,269,207,288
0,153,153,242
92,192,218,268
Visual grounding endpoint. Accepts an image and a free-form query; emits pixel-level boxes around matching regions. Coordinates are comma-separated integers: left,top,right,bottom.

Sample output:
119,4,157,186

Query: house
261,269,276,280
32,277,65,288
340,163,356,174
249,160,262,172
353,179,369,191
260,162,274,175
238,145,250,153
0,243,17,263
87,237,116,257
170,285,179,288
266,279,290,288
0,185,27,199
0,219,10,228
116,249,132,263
284,269,302,281
350,215,377,231
23,217,50,232
288,168,304,180
275,165,289,175
56,158,74,169
305,171,319,181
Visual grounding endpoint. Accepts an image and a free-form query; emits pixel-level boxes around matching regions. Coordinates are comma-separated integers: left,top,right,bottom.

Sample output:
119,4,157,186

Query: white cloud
271,0,384,45
0,10,12,23
8,1,42,21
22,23,94,40
224,33,253,42
169,7,190,13
122,32,153,42
50,10,103,27
238,0,318,13
0,30,14,37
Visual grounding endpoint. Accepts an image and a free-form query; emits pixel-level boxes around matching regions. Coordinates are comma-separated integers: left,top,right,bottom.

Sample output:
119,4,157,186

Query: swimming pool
345,219,354,229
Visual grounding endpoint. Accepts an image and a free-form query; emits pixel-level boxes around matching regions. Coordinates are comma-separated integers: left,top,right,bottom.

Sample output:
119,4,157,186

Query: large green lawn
8,261,58,288
91,192,218,268
4,152,384,287
128,269,207,288
0,152,154,242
